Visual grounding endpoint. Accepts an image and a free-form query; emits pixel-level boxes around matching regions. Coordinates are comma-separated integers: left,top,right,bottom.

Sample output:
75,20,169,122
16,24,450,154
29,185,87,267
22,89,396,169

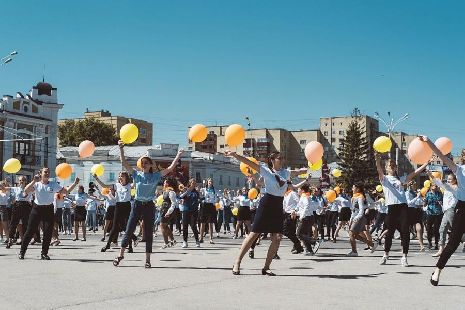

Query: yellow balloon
232,207,238,216
424,180,431,188
120,123,139,144
3,158,21,174
308,158,323,171
376,185,383,192
131,188,136,197
248,188,259,200
156,195,164,206
420,187,428,197
332,169,342,178
91,164,105,177
189,124,208,143
373,136,392,153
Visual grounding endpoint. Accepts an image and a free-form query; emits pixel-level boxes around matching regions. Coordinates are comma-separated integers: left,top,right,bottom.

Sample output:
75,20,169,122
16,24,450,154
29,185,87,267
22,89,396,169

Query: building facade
58,110,153,146
0,81,63,181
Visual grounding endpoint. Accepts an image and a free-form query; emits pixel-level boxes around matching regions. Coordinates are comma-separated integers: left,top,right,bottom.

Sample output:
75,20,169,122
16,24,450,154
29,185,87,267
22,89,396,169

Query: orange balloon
420,187,428,197
304,141,324,164
435,137,453,155
334,186,341,194
225,124,245,147
432,171,442,179
240,157,259,176
101,187,110,195
55,163,73,180
325,190,337,203
137,157,142,169
408,137,432,164
248,188,259,200
189,124,208,143
215,203,221,210
79,140,95,158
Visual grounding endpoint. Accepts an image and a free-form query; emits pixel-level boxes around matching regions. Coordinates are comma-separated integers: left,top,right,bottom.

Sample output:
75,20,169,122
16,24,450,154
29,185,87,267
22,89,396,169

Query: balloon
408,137,432,164
432,171,442,179
376,185,383,193
373,136,392,153
101,187,110,195
3,158,21,174
215,203,221,210
379,198,385,204
248,188,259,200
55,163,73,180
304,141,324,164
225,124,245,147
435,137,453,155
137,157,143,169
189,124,208,143
120,123,139,144
334,186,341,194
420,187,428,197
332,168,342,178
232,207,238,216
131,188,136,197
424,180,431,188
240,157,259,176
78,140,95,158
325,190,337,203
308,158,323,171
91,164,105,177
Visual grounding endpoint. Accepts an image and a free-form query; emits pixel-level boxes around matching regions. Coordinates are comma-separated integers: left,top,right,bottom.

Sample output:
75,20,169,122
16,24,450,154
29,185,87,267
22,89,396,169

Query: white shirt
283,191,300,214
0,192,9,205
381,175,407,205
202,187,217,204
434,179,458,212
104,194,117,209
235,195,251,207
335,196,351,209
297,195,321,218
54,198,64,209
12,187,32,202
74,193,88,207
33,181,63,205
165,190,178,215
114,183,132,203
259,163,290,197
454,165,465,201
406,190,423,208
86,199,97,211
63,198,72,209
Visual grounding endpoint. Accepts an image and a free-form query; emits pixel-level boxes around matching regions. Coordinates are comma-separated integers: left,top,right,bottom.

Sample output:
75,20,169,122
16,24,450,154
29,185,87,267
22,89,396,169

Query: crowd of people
0,136,464,286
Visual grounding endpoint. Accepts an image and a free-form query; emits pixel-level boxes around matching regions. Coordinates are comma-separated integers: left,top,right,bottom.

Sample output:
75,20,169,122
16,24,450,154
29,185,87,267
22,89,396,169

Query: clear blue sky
1,0,464,153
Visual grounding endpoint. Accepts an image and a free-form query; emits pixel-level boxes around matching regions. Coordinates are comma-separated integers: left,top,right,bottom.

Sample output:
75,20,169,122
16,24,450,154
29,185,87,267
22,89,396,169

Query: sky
1,0,464,153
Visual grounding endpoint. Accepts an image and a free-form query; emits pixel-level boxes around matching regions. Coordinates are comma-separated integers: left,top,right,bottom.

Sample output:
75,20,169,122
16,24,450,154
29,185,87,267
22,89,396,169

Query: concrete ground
0,231,464,310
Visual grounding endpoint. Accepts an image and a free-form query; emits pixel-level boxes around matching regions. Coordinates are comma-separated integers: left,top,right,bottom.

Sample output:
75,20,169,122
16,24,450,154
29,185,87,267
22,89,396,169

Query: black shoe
18,253,25,260
274,253,280,260
145,261,151,269
101,245,110,252
232,264,240,275
6,241,11,249
101,237,105,242
262,268,276,276
292,248,304,254
430,272,439,286
128,248,134,253
249,250,254,259
41,254,50,260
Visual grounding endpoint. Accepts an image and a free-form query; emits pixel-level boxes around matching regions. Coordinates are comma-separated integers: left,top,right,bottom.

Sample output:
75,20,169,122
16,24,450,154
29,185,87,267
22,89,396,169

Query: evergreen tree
337,119,378,193
59,118,118,146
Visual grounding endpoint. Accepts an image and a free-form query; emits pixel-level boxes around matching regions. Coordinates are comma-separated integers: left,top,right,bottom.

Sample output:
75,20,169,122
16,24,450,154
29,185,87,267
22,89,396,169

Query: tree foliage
58,118,118,146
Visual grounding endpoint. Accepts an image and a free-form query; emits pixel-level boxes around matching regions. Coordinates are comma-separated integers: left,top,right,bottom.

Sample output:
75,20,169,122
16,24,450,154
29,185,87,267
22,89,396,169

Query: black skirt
54,208,63,224
237,206,251,221
200,202,217,224
408,207,422,225
75,206,87,222
252,193,284,233
339,208,351,221
105,205,115,220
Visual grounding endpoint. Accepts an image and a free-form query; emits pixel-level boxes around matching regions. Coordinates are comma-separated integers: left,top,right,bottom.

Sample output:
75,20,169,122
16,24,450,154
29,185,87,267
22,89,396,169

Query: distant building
57,144,245,191
0,81,63,181
58,109,153,146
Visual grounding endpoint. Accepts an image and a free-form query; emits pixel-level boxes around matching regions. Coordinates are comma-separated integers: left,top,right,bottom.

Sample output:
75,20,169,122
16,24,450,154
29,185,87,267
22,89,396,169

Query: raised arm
61,177,80,195
375,153,385,183
405,162,429,184
93,174,111,189
292,175,311,190
419,136,457,174
290,168,308,178
224,151,260,172
118,140,133,172
161,149,184,177
24,174,40,195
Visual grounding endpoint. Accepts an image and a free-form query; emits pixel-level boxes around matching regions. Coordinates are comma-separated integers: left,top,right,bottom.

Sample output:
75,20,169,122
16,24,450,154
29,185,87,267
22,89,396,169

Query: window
324,131,328,136
89,173,94,181
195,172,201,183
325,123,328,126
228,176,231,186
340,122,343,126
45,126,49,134
70,173,76,181
331,138,336,143
332,123,335,126
236,177,240,187
32,104,38,113
332,131,336,134
219,175,223,186
23,106,28,113
13,101,20,110
15,141,31,155
220,144,224,148
339,131,344,135
139,128,147,136
299,140,306,145
109,172,115,182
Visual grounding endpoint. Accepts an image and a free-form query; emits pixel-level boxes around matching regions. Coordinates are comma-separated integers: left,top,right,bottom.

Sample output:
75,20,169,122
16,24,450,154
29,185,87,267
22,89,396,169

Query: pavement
0,230,464,310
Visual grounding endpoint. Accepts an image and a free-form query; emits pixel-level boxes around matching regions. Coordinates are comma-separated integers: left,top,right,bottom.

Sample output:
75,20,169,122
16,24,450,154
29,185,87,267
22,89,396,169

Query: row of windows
324,122,344,127
323,130,345,136
12,100,39,114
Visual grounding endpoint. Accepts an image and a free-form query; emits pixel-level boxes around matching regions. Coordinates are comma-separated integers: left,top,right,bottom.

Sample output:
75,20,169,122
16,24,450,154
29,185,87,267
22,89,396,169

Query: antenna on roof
42,64,46,82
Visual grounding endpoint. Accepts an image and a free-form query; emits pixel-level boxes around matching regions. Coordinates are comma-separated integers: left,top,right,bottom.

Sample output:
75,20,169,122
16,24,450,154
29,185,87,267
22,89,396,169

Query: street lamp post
374,111,409,166
1,51,18,67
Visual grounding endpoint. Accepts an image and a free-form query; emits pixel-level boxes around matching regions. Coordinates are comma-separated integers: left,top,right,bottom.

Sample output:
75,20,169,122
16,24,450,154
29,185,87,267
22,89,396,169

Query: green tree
58,118,118,146
337,119,378,193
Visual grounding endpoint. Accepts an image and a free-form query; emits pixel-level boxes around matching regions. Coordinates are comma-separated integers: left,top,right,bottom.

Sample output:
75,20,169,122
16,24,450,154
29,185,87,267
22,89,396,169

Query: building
0,81,63,181
188,126,322,169
58,110,153,146
57,144,245,191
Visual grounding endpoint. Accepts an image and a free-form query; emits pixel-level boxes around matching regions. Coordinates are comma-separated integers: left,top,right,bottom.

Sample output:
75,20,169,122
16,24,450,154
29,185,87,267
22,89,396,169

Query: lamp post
374,111,409,166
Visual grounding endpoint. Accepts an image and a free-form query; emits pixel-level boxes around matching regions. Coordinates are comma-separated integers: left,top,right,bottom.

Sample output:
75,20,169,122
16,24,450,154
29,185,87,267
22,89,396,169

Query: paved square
1,232,464,309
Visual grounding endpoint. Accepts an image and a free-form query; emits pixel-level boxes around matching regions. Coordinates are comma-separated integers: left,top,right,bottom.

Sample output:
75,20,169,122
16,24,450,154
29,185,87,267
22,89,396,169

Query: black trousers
437,201,465,269
370,213,386,235
182,210,199,242
315,214,325,239
326,211,338,238
105,202,132,248
297,216,315,251
384,204,410,254
8,201,32,239
283,214,302,251
21,204,54,255
426,214,443,246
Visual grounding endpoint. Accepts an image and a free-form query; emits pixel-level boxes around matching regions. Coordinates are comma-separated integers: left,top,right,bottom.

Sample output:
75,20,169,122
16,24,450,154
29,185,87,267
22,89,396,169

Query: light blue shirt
133,170,161,202
456,165,465,201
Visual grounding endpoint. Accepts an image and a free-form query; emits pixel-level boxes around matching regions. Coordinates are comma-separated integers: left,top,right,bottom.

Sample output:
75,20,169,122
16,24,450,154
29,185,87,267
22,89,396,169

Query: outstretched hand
418,135,429,142
224,150,236,157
